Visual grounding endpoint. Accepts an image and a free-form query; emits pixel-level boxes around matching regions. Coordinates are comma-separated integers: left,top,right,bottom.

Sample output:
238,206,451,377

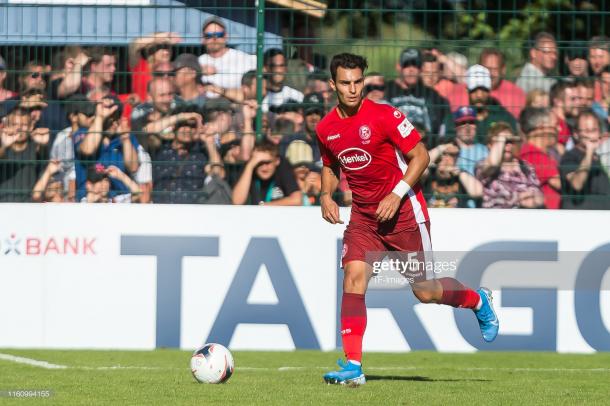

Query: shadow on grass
366,375,491,382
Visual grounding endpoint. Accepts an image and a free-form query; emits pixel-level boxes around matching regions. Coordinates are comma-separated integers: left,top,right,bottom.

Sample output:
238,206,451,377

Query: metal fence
1,0,610,209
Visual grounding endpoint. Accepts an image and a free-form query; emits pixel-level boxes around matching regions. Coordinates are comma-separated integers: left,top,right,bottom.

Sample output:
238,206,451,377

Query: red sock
341,292,367,363
438,278,480,309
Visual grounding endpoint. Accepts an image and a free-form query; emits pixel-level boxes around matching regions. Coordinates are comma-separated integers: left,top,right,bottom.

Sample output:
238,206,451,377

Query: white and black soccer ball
190,343,234,384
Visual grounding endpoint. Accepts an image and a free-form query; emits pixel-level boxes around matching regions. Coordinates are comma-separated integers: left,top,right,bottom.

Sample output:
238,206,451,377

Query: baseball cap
285,140,314,168
301,92,324,116
465,64,492,92
453,106,477,125
399,48,422,68
202,16,226,31
173,53,202,76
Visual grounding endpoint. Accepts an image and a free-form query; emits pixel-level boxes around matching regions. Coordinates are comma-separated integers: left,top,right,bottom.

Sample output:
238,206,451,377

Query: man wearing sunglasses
516,32,558,94
19,62,46,93
198,16,256,98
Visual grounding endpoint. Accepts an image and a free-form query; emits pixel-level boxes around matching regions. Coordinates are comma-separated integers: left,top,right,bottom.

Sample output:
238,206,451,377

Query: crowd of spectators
1,17,610,209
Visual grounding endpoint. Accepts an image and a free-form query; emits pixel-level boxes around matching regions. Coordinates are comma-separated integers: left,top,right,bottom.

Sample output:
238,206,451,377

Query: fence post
255,0,266,142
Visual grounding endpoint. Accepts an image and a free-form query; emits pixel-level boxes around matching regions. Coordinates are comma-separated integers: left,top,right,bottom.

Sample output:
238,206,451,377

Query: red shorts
341,213,433,282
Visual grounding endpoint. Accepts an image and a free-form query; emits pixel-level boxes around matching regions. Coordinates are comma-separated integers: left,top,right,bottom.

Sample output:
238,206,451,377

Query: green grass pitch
1,349,609,404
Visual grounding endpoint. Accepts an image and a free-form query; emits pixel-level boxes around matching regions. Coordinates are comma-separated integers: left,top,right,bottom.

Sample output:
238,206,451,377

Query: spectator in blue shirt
73,96,140,200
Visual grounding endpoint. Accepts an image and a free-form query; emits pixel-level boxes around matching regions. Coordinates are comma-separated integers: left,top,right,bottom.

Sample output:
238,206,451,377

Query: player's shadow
366,375,491,382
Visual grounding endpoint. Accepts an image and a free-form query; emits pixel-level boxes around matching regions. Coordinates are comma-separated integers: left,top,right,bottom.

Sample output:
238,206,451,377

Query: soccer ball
190,343,234,384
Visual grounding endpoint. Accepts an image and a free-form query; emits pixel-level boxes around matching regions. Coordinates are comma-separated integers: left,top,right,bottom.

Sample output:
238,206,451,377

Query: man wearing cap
516,32,558,94
198,16,256,98
479,48,526,119
432,106,489,177
174,53,206,109
278,92,324,164
443,64,516,144
74,96,140,201
285,140,321,206
385,48,450,147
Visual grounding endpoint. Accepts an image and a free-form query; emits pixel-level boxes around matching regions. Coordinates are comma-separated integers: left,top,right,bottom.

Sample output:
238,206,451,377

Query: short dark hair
576,108,601,131
263,48,285,66
329,53,368,81
87,47,114,65
479,48,505,67
549,80,574,104
241,70,257,87
486,121,514,144
520,106,552,135
253,141,279,158
532,31,556,50
589,35,610,52
573,76,594,89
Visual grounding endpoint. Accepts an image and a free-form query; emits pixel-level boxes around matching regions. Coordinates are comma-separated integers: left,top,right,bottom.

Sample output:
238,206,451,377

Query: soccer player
316,53,499,386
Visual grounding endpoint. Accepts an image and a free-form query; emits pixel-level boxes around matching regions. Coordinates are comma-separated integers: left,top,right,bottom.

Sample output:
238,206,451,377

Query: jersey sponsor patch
393,110,402,119
397,118,414,138
359,125,371,145
337,147,372,170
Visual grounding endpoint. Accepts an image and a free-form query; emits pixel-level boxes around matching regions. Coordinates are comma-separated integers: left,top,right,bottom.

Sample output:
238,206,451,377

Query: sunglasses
28,72,42,79
153,71,175,78
203,31,225,39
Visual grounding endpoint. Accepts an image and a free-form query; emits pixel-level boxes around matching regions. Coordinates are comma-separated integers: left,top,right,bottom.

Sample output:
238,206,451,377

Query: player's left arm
376,142,429,222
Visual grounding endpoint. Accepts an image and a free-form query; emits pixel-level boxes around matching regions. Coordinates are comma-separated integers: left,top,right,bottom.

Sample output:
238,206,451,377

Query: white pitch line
0,353,68,369
1,353,608,374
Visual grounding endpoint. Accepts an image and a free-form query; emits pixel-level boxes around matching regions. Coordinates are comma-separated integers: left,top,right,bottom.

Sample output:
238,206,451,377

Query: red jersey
316,98,429,227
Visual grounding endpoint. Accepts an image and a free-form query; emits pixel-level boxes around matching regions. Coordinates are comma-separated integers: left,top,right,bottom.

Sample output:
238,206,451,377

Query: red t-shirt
557,117,571,145
130,58,151,103
316,98,429,228
520,142,560,209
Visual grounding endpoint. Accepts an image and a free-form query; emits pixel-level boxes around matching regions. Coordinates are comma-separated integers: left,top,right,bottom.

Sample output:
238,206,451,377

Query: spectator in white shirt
198,16,256,98
262,48,304,112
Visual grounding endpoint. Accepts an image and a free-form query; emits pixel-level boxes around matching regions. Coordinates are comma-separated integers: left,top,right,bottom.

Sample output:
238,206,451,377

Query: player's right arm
320,164,343,224
317,127,344,224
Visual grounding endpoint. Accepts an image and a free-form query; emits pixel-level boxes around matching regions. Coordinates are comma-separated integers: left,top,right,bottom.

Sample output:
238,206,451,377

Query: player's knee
343,271,367,294
412,287,436,303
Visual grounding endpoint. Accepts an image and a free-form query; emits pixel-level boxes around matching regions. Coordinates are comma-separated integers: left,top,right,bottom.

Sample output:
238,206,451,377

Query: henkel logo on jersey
338,148,372,170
